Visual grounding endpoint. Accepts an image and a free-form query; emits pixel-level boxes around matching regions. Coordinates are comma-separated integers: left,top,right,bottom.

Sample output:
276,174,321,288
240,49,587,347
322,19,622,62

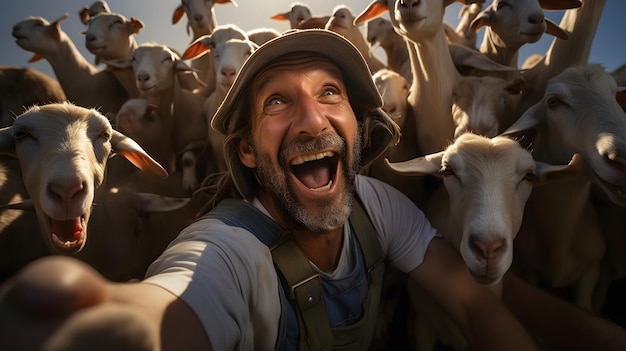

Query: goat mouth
469,270,500,285
49,215,87,254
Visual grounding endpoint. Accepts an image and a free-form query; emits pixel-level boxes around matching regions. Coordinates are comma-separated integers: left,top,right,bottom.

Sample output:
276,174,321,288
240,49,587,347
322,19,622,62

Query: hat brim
211,29,383,135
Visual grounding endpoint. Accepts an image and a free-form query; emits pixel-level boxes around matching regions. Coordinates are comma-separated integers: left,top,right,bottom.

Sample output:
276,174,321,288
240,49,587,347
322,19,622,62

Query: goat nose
48,177,87,205
469,236,504,260
194,14,204,22
400,0,420,7
86,34,96,42
222,67,236,78
528,13,545,24
137,73,149,83
382,103,397,115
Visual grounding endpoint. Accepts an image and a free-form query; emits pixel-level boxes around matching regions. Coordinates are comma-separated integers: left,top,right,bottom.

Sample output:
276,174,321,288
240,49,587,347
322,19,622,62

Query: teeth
290,151,334,165
310,179,333,192
52,233,78,248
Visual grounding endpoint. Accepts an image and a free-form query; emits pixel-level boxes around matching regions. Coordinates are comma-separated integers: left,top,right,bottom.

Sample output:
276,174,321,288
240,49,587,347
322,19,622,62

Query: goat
387,132,582,350
0,102,166,255
12,14,128,116
502,64,626,310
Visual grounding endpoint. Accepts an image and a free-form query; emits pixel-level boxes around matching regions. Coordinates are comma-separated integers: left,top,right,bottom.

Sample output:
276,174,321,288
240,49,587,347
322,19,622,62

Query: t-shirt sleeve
355,175,438,273
143,218,281,351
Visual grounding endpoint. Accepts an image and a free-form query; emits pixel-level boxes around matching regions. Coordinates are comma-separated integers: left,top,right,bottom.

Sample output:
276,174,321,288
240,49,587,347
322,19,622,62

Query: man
0,29,623,351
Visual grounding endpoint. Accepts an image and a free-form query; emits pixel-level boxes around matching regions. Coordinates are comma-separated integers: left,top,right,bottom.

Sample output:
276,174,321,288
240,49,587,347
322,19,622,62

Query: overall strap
206,196,384,351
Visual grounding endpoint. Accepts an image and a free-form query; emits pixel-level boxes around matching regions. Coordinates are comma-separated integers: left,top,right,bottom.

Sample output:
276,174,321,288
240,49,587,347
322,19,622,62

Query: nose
400,0,420,8
86,33,96,43
528,12,545,25
469,235,505,263
137,72,149,83
48,174,88,206
293,95,331,137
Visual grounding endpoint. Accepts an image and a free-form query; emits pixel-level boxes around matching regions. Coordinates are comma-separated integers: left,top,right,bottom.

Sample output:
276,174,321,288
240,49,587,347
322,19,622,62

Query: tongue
51,218,83,243
294,161,331,189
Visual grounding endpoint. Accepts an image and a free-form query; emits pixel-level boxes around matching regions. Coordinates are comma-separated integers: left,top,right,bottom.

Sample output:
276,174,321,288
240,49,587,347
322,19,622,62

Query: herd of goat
1,0,625,349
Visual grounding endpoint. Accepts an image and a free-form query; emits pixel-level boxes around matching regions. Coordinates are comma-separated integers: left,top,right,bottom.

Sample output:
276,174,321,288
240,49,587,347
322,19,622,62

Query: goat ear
545,19,569,40
534,153,583,186
501,103,543,150
354,0,388,26
172,5,185,25
0,199,35,212
0,127,16,156
111,130,168,178
130,17,144,34
182,40,210,60
385,152,445,177
135,193,190,215
79,8,91,25
216,0,236,5
469,7,492,33
538,0,582,10
49,13,69,41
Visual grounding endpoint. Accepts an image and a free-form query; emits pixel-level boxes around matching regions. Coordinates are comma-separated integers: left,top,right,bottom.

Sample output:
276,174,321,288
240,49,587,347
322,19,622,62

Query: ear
172,5,185,25
271,13,289,21
238,138,256,169
354,1,389,26
130,17,144,34
545,19,569,40
385,151,445,176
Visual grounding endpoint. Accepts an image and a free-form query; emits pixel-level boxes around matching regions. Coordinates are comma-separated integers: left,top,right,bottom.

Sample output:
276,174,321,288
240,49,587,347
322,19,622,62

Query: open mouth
49,215,87,254
290,151,338,192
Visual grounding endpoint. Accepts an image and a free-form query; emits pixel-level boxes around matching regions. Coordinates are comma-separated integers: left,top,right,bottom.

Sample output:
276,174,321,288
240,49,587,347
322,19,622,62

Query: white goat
326,5,387,74
270,2,313,29
514,0,606,119
181,24,248,96
0,102,167,255
386,132,582,351
366,17,412,84
203,39,256,172
109,43,208,192
114,98,176,175
0,66,67,128
451,75,523,138
502,64,626,310
12,14,129,116
79,0,111,25
468,0,577,79
171,0,237,93
83,12,144,98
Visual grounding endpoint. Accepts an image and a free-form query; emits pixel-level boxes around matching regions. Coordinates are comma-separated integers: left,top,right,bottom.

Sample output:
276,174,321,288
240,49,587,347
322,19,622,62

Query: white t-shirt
144,175,437,350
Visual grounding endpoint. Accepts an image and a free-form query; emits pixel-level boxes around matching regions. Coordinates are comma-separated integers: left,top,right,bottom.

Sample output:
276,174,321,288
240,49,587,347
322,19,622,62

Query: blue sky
1,0,624,81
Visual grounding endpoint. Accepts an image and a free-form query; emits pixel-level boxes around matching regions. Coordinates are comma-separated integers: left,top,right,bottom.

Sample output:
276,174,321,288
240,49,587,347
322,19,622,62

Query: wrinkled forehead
252,54,344,93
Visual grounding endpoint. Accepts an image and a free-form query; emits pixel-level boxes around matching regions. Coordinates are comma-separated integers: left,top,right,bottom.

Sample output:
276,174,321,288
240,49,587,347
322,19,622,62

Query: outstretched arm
408,237,538,351
502,272,626,351
0,256,211,351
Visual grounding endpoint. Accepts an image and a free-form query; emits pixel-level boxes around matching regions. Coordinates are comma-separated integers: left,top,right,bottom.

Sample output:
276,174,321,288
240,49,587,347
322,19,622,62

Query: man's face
238,57,361,232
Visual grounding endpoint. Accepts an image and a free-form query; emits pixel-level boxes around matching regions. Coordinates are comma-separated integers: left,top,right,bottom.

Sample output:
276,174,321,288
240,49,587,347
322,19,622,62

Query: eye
439,165,455,177
109,20,123,29
99,129,112,141
522,171,536,182
263,96,287,115
161,56,173,64
12,128,32,140
496,1,511,10
546,96,562,109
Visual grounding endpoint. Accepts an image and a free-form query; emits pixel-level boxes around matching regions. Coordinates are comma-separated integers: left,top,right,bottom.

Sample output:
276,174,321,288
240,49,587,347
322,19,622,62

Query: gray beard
252,131,362,232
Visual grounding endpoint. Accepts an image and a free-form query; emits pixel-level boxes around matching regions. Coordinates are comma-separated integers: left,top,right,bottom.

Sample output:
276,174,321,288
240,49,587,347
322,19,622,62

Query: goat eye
99,130,111,141
496,1,511,10
12,128,31,140
523,171,536,182
439,165,455,177
546,96,561,109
